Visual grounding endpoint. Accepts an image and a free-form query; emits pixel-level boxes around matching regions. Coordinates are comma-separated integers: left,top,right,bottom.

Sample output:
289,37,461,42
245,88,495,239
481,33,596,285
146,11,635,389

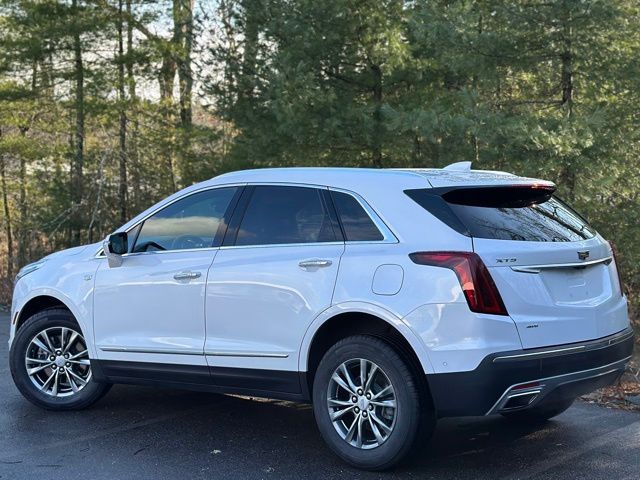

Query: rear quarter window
330,191,384,242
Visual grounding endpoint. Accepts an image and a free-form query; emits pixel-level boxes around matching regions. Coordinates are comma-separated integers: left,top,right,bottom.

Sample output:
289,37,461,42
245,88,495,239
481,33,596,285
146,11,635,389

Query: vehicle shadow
100,385,564,477
2,382,622,479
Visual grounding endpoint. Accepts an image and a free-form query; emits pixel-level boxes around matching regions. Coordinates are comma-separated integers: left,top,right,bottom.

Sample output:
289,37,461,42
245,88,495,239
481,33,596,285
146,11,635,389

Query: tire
312,335,434,471
9,308,112,411
501,397,574,424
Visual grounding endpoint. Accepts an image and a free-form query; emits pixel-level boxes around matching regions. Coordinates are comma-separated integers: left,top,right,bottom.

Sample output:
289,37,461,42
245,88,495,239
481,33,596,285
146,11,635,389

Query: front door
93,186,240,366
205,185,344,394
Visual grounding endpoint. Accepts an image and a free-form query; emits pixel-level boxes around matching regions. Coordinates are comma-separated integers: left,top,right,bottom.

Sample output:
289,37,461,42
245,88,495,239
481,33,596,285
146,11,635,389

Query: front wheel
10,308,111,411
312,335,434,471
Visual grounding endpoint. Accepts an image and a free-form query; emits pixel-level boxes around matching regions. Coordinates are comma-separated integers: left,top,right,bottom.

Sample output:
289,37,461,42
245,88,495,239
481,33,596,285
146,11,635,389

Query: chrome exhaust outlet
487,383,544,414
500,390,541,411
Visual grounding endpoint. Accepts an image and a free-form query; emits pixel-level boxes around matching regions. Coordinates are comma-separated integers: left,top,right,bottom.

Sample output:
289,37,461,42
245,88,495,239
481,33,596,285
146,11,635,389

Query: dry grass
582,345,640,411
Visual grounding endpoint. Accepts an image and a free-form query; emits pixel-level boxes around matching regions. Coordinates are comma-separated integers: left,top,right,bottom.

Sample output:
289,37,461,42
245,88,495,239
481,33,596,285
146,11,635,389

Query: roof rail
443,161,472,172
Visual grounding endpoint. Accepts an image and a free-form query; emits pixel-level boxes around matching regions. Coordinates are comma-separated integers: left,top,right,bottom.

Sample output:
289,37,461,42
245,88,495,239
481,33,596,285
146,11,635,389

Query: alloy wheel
24,326,91,397
326,358,397,449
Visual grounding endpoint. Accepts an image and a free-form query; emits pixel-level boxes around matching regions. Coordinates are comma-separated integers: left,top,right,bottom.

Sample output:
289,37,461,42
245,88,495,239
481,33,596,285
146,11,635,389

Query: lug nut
56,350,62,355
66,362,71,367
64,353,69,359
369,405,374,411
362,411,368,418
366,393,371,400
354,407,360,413
357,389,363,395
351,396,357,403
49,356,55,361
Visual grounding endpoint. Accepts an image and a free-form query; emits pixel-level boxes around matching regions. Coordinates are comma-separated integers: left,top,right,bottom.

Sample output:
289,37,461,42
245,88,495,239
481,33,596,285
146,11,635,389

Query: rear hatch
407,182,628,349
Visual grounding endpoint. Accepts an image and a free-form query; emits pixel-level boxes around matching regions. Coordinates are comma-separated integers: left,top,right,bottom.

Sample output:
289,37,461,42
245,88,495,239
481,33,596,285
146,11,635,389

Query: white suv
8,165,633,470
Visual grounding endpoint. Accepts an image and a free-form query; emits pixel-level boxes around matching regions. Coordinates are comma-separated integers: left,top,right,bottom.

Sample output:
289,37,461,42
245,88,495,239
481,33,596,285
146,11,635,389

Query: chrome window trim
218,184,398,249
95,181,399,257
219,241,344,251
113,246,222,259
221,182,398,244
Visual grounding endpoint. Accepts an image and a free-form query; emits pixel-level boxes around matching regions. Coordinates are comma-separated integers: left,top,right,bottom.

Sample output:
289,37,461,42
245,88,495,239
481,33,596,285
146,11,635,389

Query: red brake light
512,381,540,391
409,251,508,316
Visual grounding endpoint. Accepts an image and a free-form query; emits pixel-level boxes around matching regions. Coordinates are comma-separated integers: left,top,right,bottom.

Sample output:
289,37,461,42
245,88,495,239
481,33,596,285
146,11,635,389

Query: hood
42,244,94,261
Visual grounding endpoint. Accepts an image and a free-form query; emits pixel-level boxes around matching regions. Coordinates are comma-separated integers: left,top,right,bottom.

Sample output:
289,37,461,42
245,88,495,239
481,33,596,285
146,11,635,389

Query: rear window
406,186,596,242
235,186,336,246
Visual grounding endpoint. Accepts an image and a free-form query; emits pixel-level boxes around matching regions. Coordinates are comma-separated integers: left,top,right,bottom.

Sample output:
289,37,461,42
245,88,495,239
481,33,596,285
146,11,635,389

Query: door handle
298,259,333,268
173,271,202,281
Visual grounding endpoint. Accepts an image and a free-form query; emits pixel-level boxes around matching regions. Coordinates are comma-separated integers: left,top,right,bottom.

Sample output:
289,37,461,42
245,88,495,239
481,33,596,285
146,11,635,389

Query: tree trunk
159,53,177,104
126,0,141,214
70,0,85,245
412,133,422,166
238,0,259,114
159,52,177,192
175,0,193,128
17,137,27,268
117,0,128,224
561,43,573,116
0,136,14,280
173,0,194,184
559,4,575,200
17,62,38,266
371,64,383,168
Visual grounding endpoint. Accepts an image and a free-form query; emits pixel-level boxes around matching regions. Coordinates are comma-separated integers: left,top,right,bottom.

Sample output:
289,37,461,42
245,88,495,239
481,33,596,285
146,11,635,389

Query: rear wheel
312,335,434,470
501,397,574,424
10,308,111,410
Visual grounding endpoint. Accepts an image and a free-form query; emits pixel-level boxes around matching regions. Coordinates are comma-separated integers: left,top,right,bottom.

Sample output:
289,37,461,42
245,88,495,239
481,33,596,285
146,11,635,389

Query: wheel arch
15,295,70,331
299,303,435,399
12,289,93,347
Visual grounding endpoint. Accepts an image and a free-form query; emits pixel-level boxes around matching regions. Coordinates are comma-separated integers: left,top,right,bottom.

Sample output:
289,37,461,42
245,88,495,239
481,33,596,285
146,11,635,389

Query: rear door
445,186,627,348
204,185,344,391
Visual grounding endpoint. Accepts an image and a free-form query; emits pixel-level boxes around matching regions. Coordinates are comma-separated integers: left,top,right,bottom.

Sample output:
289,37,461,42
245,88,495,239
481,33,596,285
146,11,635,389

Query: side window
133,187,237,252
235,186,336,246
331,191,383,241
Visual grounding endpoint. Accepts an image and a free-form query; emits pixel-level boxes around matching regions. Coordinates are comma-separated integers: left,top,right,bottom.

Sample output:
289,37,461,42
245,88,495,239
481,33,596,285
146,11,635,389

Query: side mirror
103,232,128,268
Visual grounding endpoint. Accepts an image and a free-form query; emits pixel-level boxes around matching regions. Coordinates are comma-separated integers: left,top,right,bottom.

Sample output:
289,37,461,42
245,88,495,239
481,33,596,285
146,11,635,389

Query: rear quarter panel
327,187,523,375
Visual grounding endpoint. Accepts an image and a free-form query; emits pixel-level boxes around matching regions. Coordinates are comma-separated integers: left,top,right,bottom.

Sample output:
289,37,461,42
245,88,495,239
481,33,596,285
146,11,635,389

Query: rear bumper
428,327,634,417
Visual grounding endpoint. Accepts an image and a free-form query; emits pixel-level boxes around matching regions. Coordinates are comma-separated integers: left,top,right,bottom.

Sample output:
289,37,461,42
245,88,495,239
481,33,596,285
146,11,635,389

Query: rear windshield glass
406,186,596,242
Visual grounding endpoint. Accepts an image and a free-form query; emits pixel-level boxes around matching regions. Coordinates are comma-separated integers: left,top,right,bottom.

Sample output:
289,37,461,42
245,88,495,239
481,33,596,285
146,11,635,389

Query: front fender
10,260,102,357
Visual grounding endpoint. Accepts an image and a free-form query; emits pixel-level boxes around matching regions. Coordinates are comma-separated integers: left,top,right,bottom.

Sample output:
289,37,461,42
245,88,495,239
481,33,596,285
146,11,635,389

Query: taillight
609,241,624,296
409,251,508,316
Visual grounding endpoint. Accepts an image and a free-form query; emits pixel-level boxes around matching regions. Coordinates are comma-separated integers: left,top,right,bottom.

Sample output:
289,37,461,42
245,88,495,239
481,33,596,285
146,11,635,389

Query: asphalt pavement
1,311,639,479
